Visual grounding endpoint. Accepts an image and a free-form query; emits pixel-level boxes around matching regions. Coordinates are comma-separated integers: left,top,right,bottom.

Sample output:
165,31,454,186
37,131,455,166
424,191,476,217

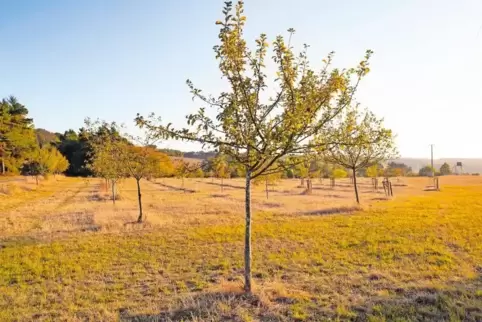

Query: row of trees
0,96,69,182
418,162,452,177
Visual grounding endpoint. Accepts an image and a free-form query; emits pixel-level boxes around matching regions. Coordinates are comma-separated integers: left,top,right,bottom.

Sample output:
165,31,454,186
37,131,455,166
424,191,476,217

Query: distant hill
35,128,59,147
158,148,216,161
393,158,482,174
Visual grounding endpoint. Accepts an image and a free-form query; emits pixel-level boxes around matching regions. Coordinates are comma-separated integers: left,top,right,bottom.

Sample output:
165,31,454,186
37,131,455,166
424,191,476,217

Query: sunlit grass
0,176,481,320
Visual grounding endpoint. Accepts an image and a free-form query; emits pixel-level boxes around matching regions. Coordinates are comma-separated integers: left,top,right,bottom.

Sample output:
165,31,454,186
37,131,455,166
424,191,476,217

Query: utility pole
430,144,435,177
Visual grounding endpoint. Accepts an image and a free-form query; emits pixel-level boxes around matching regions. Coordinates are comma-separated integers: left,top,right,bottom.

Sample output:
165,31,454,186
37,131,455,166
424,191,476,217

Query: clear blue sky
1,0,482,158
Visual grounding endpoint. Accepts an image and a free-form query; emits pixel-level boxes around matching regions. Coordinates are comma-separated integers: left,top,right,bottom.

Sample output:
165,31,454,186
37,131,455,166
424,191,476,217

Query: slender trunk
105,178,108,192
35,176,39,186
136,178,143,223
1,157,5,175
111,180,116,205
353,168,360,204
244,170,252,293
221,177,224,192
300,178,304,186
265,179,268,199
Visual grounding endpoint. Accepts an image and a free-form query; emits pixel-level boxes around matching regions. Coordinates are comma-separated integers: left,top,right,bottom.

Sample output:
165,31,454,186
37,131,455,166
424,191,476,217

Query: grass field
0,176,481,321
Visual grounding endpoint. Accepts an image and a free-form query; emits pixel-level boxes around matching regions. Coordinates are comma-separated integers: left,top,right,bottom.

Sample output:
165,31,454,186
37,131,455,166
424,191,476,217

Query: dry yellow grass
0,175,481,321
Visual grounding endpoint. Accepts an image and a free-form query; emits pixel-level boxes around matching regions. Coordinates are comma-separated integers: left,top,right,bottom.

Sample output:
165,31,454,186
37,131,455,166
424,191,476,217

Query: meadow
0,176,481,321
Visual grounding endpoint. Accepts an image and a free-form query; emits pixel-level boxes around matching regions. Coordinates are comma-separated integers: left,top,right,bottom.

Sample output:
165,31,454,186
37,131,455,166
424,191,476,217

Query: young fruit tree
439,162,451,176
212,153,230,192
330,167,348,187
253,169,282,199
135,1,372,292
22,147,68,185
173,158,201,190
321,104,397,203
123,146,170,223
366,164,380,190
85,120,128,204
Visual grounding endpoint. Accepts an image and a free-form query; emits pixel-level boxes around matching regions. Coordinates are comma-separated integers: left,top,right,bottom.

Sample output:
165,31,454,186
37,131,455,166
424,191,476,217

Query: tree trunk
221,177,224,192
1,157,5,175
265,179,268,199
353,168,360,204
35,176,39,186
300,178,304,186
244,170,252,293
306,178,312,194
111,180,116,205
136,179,143,223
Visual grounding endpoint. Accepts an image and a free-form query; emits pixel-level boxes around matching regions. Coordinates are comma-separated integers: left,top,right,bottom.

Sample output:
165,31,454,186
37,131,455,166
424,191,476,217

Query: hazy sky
1,0,482,158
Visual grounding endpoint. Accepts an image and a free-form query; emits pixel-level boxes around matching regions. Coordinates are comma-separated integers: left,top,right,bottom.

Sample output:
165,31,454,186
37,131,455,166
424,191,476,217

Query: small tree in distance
419,165,435,177
136,0,372,293
174,158,201,190
124,146,170,223
439,162,451,176
212,153,230,192
23,147,67,185
85,120,128,204
321,104,397,203
331,167,347,187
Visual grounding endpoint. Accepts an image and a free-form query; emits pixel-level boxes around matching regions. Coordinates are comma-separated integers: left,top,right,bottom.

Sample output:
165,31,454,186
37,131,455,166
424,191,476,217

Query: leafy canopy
320,104,397,172
136,0,372,179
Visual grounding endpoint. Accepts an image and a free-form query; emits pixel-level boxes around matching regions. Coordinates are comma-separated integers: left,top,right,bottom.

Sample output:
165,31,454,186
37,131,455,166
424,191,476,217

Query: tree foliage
439,162,451,176
136,0,372,292
419,165,435,177
0,96,37,174
124,145,172,222
85,120,130,203
22,146,69,184
321,104,396,203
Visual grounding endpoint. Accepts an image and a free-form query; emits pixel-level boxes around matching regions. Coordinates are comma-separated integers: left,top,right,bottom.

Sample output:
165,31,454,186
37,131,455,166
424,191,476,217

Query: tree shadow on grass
119,276,482,321
354,275,482,321
298,206,361,216
119,292,280,322
312,186,355,193
201,181,245,190
154,182,196,193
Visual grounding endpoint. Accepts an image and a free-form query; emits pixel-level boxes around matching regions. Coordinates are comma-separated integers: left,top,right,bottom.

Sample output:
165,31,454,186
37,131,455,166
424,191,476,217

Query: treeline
0,96,69,182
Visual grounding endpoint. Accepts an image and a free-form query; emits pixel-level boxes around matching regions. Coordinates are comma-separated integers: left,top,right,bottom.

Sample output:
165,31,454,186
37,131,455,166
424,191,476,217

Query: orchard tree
321,105,396,203
331,167,347,186
253,164,282,199
366,164,379,178
174,159,201,189
212,153,230,192
136,0,371,292
419,165,435,177
439,162,451,176
124,146,170,223
85,120,128,204
22,147,66,185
